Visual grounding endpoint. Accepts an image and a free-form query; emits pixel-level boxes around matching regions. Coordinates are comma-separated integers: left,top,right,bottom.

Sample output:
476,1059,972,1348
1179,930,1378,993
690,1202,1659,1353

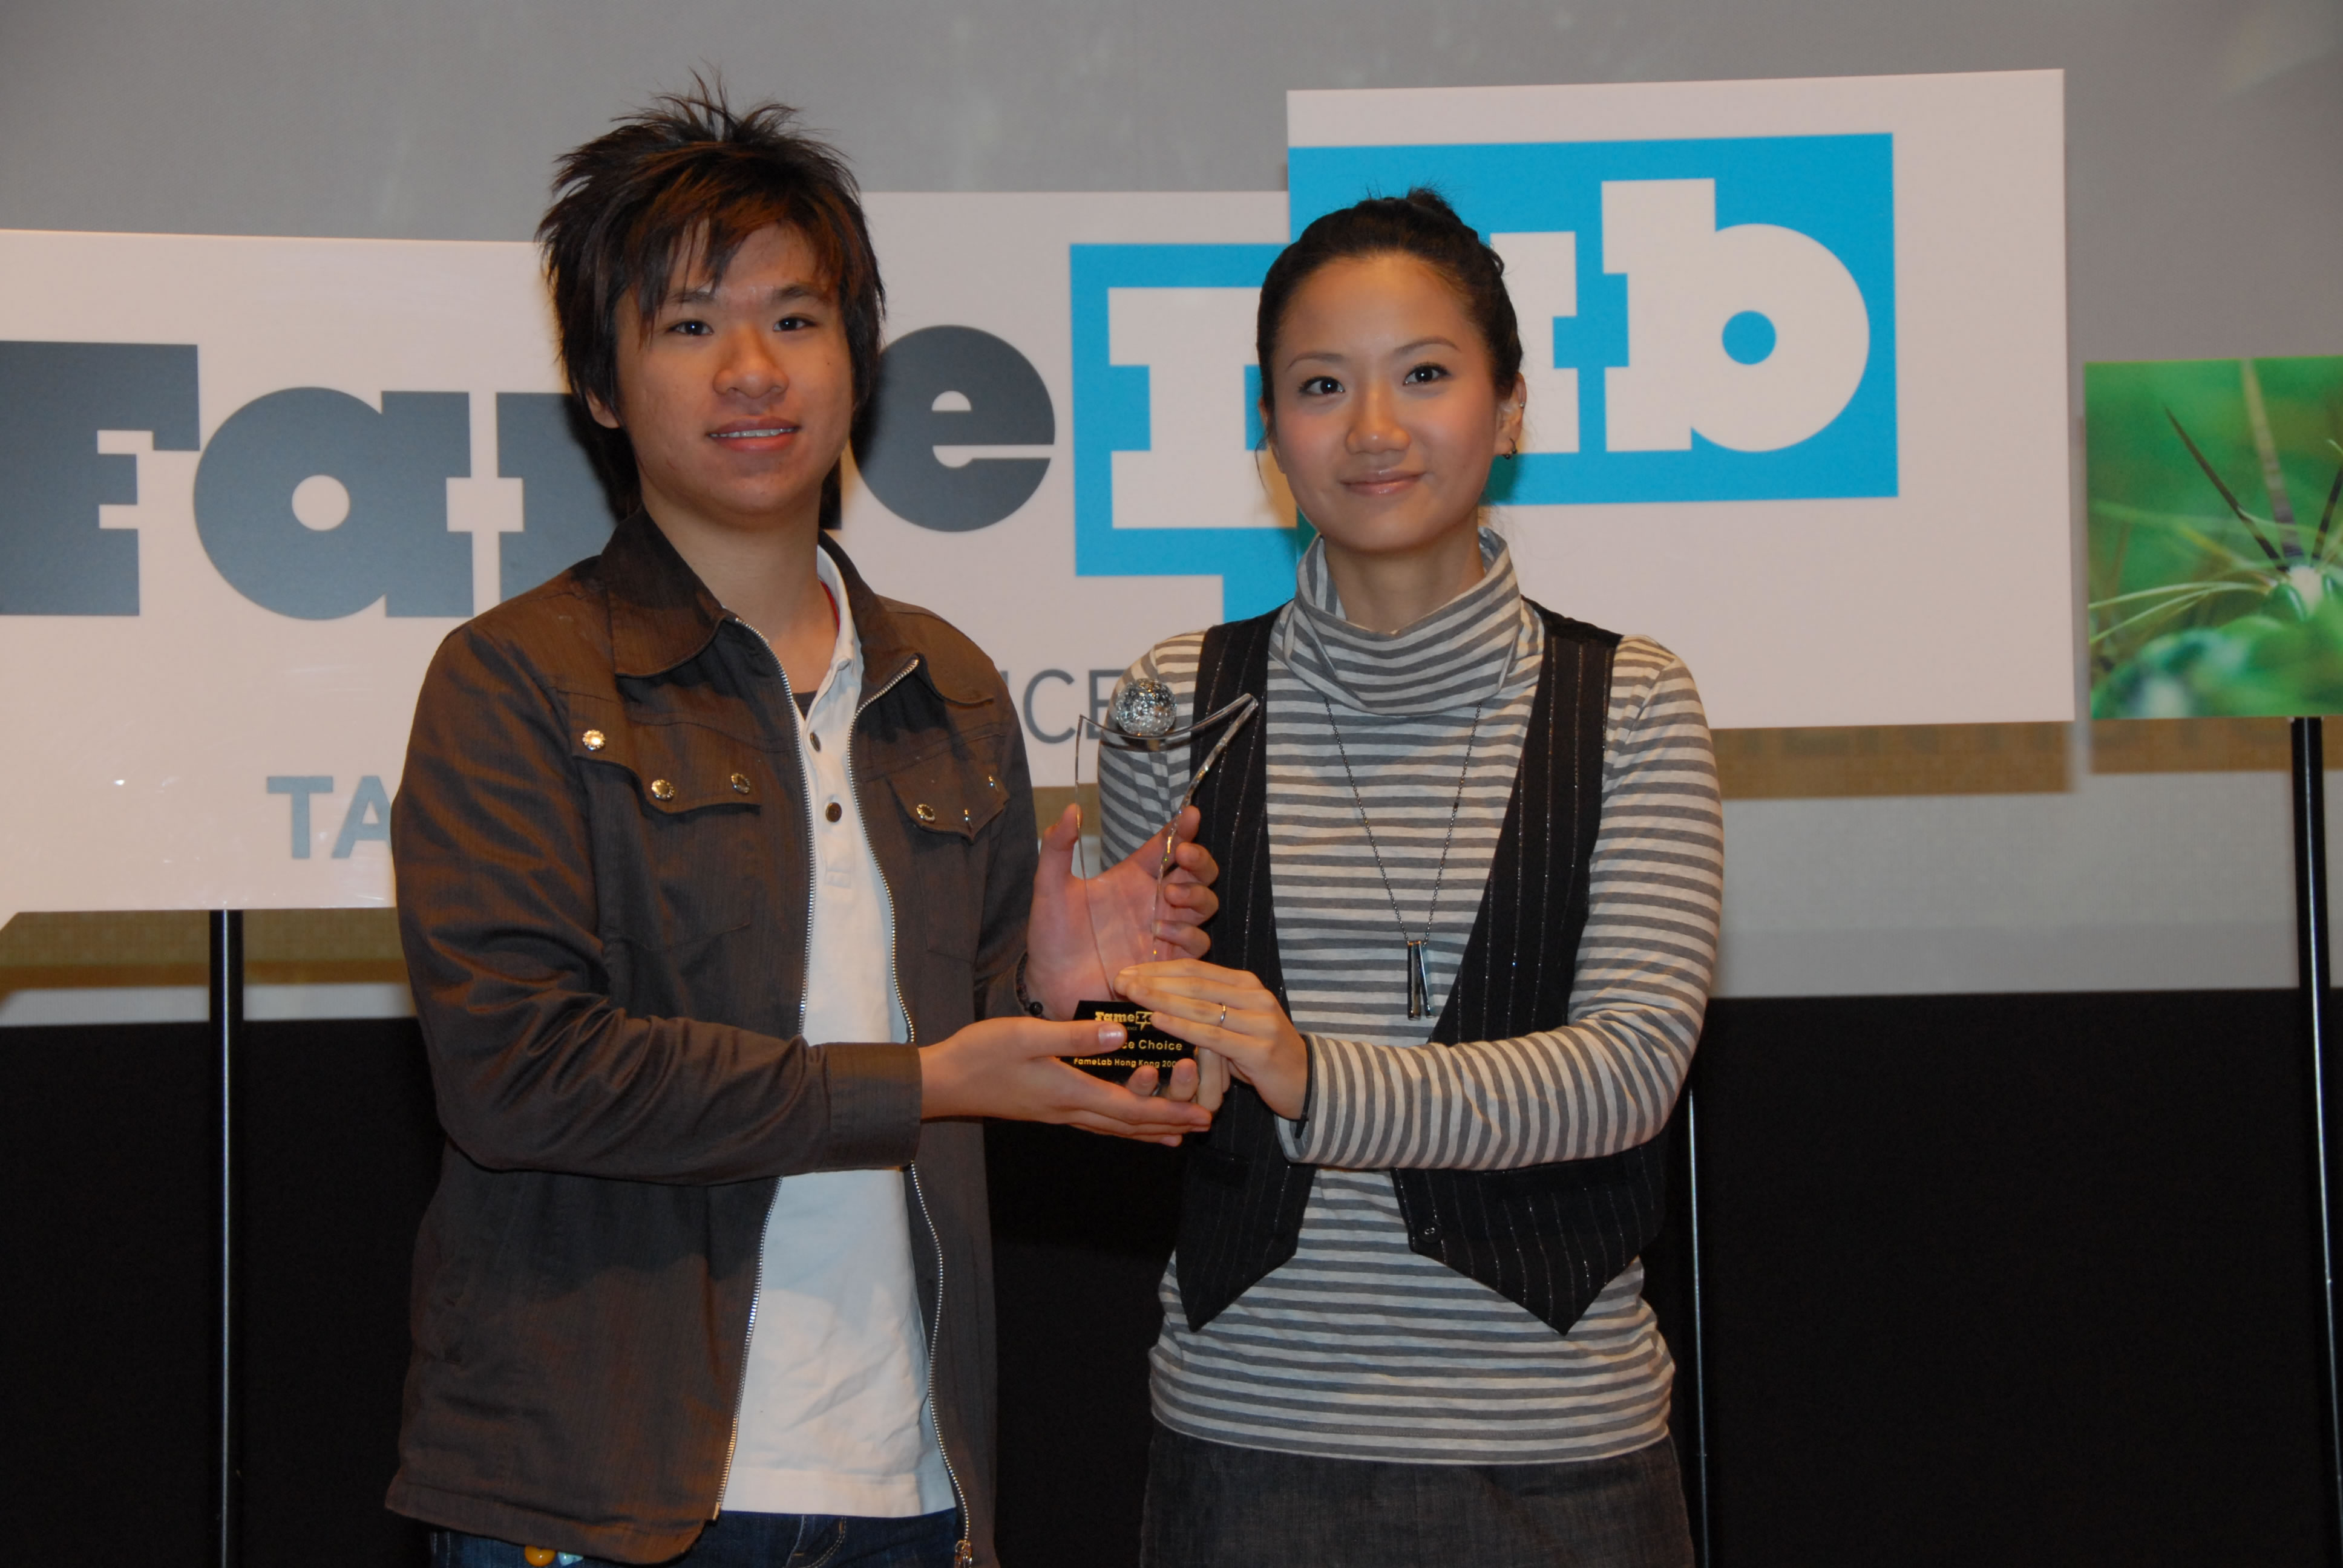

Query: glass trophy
1064,678,1260,1084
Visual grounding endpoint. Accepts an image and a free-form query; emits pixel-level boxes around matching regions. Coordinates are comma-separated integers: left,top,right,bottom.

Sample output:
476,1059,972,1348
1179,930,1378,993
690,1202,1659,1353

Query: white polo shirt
718,550,954,1520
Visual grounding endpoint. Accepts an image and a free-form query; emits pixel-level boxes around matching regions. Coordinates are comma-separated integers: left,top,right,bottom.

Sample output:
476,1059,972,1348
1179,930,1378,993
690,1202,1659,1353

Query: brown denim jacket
387,513,1029,1565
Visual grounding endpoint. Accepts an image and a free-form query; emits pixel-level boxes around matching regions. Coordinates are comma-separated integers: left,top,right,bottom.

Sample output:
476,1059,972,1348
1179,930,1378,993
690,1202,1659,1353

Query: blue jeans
431,1508,960,1568
1139,1425,1696,1568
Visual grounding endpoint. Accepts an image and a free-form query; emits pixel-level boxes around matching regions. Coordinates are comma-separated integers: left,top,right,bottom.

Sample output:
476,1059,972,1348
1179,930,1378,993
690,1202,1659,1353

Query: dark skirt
1139,1423,1696,1568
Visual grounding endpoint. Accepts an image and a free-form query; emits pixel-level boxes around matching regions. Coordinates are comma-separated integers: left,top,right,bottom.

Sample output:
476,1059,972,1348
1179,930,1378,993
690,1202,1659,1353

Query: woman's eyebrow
1283,336,1462,369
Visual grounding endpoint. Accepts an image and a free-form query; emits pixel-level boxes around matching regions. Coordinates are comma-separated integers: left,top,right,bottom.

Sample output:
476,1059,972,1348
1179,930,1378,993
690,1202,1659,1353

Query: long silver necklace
1319,692,1484,1019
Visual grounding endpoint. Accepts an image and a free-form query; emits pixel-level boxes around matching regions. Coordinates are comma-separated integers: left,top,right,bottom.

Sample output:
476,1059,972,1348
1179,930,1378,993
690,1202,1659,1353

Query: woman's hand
1115,959,1307,1121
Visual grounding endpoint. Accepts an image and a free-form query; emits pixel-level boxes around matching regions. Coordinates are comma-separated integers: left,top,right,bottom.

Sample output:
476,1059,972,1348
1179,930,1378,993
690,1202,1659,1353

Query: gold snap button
730,773,752,794
650,779,676,802
581,730,606,752
914,802,936,823
825,801,842,823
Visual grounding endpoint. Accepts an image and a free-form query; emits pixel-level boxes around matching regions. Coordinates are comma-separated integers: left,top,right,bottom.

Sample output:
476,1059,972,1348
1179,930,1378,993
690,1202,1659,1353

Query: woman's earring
1504,437,1520,460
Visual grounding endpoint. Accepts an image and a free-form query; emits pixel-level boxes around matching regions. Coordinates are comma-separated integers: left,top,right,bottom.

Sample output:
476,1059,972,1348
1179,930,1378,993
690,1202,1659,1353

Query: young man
387,89,1213,1568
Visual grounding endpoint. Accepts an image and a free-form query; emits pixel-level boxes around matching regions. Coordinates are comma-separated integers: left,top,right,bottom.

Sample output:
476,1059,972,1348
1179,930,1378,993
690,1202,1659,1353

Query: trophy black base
1069,1001,1194,1083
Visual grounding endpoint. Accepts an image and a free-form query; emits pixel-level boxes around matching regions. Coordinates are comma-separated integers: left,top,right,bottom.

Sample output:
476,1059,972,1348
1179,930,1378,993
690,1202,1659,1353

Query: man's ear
585,388,623,431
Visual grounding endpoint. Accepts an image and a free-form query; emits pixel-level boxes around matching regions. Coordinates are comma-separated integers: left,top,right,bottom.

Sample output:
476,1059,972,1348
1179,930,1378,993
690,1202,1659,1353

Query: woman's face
1263,252,1523,567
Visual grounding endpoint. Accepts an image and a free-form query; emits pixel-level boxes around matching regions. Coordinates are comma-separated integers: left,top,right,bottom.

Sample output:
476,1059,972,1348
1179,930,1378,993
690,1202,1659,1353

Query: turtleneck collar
1276,527,1531,717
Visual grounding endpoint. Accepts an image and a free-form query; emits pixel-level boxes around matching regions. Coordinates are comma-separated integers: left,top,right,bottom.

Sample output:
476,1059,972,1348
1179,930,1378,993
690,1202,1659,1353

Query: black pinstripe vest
1175,603,1671,1336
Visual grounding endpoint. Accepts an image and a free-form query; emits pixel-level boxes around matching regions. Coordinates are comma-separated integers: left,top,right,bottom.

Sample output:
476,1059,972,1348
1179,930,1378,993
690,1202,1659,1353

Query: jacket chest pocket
879,728,1012,962
563,694,778,953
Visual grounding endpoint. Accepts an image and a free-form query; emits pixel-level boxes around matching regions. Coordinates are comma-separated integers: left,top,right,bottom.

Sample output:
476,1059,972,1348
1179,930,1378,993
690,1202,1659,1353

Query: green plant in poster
2086,356,2343,717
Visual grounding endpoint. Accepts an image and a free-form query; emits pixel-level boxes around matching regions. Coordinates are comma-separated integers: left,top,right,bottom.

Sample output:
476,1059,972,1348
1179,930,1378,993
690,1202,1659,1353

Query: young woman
1106,191,1722,1566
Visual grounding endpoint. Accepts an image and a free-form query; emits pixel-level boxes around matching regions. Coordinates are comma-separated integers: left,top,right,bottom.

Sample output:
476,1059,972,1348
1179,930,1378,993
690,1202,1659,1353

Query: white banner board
0,71,2074,923
1,233,565,926
0,195,1294,924
1286,71,2074,733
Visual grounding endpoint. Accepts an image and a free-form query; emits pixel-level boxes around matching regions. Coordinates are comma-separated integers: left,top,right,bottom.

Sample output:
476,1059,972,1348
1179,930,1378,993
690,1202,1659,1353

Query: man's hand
1116,959,1306,1121
1024,803,1219,1019
920,1014,1213,1146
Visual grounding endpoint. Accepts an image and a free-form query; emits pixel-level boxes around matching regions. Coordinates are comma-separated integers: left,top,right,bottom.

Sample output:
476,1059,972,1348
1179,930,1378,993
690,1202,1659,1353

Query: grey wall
4,0,2339,997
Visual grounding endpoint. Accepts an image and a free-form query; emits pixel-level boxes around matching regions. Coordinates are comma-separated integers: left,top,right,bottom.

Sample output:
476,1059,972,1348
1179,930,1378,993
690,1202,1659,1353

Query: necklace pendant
1405,939,1430,1020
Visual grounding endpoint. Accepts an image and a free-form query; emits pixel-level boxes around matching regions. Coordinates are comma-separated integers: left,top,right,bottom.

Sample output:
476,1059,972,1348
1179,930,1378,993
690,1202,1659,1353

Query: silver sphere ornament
1110,677,1178,738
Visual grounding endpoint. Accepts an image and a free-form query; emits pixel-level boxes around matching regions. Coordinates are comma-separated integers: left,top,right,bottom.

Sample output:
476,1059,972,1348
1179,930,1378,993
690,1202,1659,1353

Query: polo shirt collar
594,509,985,709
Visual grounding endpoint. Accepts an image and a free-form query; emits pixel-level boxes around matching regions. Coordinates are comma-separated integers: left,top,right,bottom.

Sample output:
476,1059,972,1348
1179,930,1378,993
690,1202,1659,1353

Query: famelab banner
1285,71,2073,736
0,71,2070,924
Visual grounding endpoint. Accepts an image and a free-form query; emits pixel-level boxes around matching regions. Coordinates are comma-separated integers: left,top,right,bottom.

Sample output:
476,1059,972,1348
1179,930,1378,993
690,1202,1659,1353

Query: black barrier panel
235,1019,441,1568
6,1022,217,1561
986,1122,1185,1562
986,995,2332,1568
1695,992,2330,1568
10,992,2336,1566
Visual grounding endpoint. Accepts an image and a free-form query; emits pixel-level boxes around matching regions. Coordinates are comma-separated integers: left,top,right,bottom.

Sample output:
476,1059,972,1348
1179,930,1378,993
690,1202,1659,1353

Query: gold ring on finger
1216,1002,1228,1027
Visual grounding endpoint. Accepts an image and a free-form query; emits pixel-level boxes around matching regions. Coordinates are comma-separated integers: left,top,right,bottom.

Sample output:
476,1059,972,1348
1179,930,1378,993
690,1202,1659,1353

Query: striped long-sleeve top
1097,529,1722,1464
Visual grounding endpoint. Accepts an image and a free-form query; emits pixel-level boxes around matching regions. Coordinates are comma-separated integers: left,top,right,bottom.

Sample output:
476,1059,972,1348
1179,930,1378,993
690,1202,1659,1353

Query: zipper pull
955,1539,976,1568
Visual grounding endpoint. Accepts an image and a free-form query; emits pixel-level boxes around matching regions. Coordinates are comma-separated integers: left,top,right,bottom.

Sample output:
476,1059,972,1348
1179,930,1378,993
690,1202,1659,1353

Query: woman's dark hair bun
1254,186,1524,426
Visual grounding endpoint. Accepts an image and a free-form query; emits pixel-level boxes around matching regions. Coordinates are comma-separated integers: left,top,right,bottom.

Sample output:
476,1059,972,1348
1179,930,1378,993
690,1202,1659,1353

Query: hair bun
1252,188,1525,426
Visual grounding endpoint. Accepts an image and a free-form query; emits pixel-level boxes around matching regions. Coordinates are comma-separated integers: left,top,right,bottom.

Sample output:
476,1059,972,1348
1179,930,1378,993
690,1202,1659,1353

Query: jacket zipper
845,655,974,1564
710,622,816,1518
713,632,970,1561
906,1162,974,1567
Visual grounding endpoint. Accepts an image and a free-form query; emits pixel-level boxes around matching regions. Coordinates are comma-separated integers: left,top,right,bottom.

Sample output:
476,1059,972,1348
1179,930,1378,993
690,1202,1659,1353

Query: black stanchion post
1685,1087,1714,1567
208,910,244,1568
2292,717,2343,1561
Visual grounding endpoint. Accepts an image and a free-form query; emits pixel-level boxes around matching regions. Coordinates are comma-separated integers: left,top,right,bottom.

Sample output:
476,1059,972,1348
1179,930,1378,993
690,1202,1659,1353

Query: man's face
591,222,855,538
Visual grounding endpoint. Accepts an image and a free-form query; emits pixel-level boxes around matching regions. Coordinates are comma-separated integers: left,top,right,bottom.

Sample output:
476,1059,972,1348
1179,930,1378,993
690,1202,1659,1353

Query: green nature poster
2088,356,2343,717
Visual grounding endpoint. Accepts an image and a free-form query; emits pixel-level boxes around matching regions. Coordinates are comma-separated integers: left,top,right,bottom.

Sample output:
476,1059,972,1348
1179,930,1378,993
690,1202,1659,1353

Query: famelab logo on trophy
1286,132,1896,508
